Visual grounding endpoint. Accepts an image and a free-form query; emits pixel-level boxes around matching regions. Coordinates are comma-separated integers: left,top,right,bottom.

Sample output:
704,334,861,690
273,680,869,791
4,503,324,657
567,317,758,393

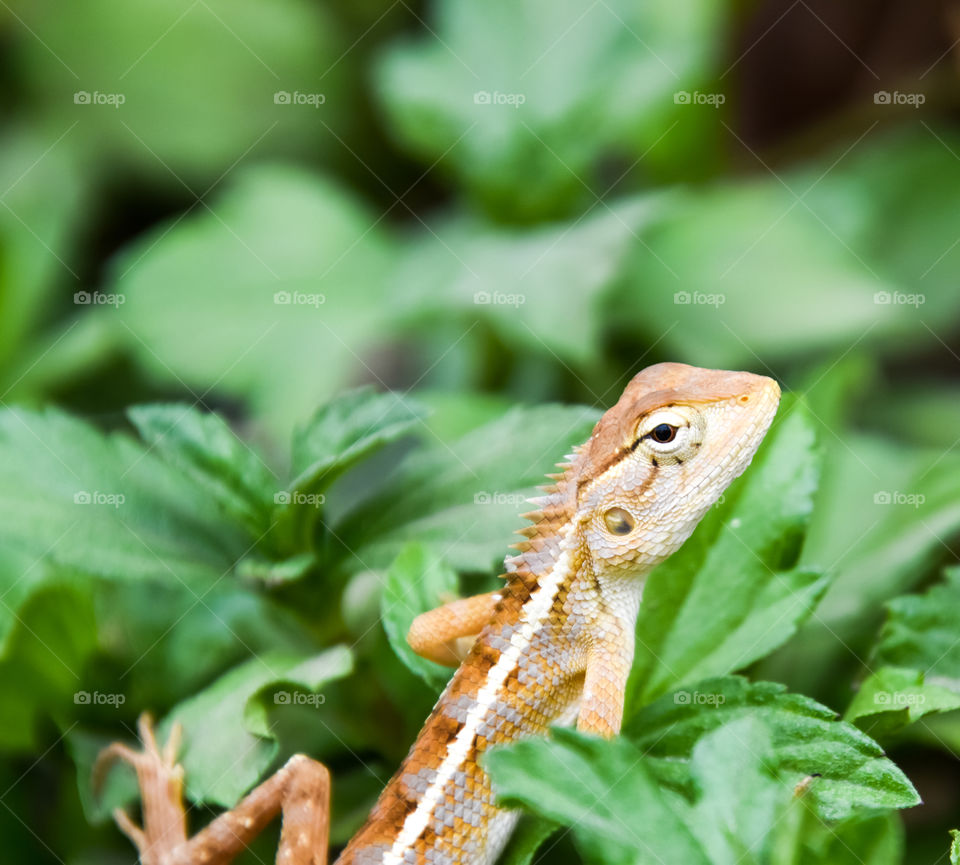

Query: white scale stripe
384,531,572,865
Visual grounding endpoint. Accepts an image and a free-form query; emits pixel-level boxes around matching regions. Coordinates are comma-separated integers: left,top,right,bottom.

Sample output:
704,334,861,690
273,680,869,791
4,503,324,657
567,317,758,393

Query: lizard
97,361,781,865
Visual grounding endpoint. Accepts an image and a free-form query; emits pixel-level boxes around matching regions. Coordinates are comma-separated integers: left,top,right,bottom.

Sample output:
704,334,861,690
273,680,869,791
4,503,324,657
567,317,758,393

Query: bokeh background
2,0,960,862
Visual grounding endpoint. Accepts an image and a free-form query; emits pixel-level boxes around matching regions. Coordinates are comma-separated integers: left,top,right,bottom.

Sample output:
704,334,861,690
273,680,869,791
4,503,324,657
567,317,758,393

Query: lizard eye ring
603,507,635,535
635,409,694,455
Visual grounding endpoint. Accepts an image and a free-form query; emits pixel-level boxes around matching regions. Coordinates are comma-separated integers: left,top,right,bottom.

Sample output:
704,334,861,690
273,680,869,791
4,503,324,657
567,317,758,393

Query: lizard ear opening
603,507,635,535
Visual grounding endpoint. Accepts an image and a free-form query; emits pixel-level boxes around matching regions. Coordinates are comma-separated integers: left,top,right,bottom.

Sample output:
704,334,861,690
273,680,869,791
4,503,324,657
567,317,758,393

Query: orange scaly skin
337,363,780,865
102,363,781,865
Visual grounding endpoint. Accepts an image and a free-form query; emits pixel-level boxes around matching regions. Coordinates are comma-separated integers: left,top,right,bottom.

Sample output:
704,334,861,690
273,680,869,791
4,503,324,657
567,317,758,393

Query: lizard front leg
576,640,632,738
96,714,330,865
407,589,500,666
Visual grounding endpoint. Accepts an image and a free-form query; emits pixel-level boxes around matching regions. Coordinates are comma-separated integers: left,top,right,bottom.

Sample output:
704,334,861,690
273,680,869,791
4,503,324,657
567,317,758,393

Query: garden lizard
99,362,781,865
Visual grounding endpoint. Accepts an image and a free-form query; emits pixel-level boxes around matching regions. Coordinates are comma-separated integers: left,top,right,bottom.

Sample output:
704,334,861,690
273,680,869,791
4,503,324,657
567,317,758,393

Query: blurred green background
2,0,960,862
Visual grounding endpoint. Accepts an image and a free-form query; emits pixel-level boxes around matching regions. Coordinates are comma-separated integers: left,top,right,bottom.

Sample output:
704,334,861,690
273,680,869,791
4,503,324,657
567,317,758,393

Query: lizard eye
603,507,635,535
647,423,677,444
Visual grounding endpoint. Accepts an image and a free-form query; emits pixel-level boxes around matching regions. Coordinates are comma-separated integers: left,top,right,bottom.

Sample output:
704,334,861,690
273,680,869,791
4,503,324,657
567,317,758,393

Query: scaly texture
336,363,781,865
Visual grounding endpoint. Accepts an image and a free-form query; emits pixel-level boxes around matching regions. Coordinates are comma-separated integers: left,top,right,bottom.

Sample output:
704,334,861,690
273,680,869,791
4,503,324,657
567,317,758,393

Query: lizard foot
95,713,189,865
97,713,331,865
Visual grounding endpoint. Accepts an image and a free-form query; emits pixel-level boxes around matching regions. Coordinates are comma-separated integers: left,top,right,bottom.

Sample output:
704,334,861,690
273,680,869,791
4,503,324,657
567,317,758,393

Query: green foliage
624,677,918,820
0,407,252,584
339,403,599,572
2,0,959,863
9,0,354,178
381,543,459,690
627,401,825,707
106,168,396,435
0,388,602,842
845,666,960,740
487,710,916,865
376,0,724,218
877,566,960,678
487,728,715,865
844,567,960,740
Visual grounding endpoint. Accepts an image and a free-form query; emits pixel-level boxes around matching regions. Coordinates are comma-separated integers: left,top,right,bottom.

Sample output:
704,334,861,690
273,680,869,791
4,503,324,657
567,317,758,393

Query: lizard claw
94,713,182,793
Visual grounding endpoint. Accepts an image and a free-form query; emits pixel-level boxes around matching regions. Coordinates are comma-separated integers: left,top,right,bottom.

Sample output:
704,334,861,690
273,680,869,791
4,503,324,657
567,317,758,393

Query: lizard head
574,363,780,574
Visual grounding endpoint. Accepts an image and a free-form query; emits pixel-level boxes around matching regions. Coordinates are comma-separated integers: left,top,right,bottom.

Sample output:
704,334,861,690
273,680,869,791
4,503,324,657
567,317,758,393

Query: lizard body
102,362,781,865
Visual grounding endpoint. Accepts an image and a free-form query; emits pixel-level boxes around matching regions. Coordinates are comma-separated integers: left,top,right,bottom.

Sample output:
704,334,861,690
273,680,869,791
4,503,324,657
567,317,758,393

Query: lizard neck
503,446,650,637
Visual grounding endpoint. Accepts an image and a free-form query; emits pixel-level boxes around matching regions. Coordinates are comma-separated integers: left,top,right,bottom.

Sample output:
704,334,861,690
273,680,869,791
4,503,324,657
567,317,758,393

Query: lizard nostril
739,395,750,404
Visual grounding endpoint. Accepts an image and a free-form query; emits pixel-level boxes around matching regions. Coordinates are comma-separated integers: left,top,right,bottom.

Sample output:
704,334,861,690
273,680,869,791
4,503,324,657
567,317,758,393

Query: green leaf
770,807,903,865
109,167,394,436
767,432,960,702
0,407,251,585
126,647,352,809
392,200,662,366
685,717,787,865
839,568,960,741
381,543,460,691
488,718,794,865
376,0,724,219
611,129,960,369
10,0,354,179
69,729,142,824
496,815,561,865
805,127,960,329
128,404,277,537
290,387,428,489
342,403,600,573
802,442,960,631
878,566,960,682
0,560,97,749
90,579,319,709
486,728,712,865
611,181,890,369
845,666,960,739
624,677,920,820
950,828,960,865
0,132,85,390
627,401,824,707
273,387,427,559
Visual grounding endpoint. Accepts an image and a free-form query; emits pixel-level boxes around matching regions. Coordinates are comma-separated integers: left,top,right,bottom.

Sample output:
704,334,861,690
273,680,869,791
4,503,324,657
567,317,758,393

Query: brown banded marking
378,533,576,865
338,365,782,865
